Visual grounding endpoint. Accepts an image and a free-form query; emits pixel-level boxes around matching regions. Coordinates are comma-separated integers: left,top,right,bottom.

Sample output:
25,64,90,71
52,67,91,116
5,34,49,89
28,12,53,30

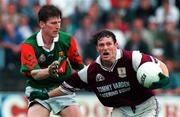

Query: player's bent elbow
159,61,169,77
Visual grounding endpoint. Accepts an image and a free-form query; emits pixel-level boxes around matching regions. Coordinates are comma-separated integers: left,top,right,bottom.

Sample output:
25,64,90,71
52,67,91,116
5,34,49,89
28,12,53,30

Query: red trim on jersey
58,60,67,74
67,36,83,64
21,43,38,70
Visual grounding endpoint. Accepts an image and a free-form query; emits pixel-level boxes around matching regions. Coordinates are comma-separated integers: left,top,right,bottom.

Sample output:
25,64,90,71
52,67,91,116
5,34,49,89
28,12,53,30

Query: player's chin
52,33,58,38
101,56,110,61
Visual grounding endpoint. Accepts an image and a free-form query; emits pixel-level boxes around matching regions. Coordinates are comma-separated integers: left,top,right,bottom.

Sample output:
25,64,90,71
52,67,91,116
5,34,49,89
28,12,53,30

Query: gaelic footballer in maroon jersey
30,30,169,117
61,50,158,107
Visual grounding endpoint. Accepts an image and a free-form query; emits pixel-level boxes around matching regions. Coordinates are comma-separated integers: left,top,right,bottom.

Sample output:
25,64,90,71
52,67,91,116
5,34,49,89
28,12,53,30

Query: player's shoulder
59,31,72,40
58,31,73,45
23,32,38,45
122,50,143,57
121,50,134,60
82,61,98,73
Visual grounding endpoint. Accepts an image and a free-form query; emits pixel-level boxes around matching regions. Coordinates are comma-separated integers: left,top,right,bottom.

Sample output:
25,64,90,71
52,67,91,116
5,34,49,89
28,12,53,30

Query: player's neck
42,34,54,49
42,33,53,43
101,61,113,68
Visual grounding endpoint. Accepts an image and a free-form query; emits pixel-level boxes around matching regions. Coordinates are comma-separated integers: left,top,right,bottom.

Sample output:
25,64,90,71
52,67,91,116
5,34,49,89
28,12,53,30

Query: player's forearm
159,61,169,77
30,68,49,80
48,87,66,97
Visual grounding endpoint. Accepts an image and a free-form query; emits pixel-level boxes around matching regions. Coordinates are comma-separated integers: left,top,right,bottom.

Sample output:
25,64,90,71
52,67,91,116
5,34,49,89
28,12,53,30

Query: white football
137,62,162,88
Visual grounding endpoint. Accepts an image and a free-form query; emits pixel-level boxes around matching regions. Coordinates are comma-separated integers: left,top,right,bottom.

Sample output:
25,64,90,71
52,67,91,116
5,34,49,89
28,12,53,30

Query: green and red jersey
20,31,84,88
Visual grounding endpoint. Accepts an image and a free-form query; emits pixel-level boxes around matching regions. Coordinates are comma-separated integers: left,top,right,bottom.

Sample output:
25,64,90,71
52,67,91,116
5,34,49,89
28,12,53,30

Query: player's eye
106,42,112,46
98,43,104,47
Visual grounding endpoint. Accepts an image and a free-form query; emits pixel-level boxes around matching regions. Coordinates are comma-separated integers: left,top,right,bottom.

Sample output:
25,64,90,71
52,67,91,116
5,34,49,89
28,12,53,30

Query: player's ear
115,42,118,48
96,45,100,53
39,21,45,28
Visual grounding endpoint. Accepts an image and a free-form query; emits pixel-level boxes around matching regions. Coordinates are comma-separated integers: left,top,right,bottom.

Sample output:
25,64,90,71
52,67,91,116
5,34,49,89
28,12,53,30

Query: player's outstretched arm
48,87,65,97
29,87,66,101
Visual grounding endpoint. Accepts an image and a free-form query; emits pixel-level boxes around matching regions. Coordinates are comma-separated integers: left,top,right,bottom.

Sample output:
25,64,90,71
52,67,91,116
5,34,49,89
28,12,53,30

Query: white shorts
111,96,159,117
25,86,78,115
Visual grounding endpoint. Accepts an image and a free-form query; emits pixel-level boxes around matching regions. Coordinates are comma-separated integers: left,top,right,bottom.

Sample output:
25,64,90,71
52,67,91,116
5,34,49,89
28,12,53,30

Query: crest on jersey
59,51,64,57
38,54,46,63
117,67,127,78
96,74,105,82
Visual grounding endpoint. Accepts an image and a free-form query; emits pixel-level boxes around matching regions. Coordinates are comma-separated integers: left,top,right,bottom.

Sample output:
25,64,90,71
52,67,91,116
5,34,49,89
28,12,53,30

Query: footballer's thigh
28,103,50,117
60,105,81,117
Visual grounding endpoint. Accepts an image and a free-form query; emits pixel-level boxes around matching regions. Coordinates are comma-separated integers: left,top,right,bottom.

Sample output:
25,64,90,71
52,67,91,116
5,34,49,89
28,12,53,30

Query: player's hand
149,73,169,89
29,91,49,101
48,61,60,78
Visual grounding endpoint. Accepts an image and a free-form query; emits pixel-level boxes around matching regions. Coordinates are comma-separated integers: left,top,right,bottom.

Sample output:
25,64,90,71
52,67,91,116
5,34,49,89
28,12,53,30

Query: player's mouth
103,52,109,55
102,52,110,58
54,31,58,33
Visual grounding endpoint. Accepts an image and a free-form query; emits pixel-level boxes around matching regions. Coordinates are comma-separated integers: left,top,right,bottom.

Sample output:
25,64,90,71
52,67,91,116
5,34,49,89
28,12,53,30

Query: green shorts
25,86,78,115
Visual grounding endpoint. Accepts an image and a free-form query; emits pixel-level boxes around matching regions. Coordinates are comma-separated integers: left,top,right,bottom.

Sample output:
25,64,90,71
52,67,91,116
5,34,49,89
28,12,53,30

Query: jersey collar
36,30,59,52
96,49,122,71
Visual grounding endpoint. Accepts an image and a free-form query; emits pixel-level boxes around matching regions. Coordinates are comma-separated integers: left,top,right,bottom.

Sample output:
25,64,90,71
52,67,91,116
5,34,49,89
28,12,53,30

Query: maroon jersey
60,49,160,107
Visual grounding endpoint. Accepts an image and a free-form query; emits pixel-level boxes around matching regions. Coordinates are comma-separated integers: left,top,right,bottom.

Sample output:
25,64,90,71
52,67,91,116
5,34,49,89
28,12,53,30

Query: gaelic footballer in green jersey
20,31,84,88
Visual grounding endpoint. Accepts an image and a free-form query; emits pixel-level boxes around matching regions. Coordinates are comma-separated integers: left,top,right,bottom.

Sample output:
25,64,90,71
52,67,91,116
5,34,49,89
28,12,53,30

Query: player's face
40,17,61,38
96,37,118,62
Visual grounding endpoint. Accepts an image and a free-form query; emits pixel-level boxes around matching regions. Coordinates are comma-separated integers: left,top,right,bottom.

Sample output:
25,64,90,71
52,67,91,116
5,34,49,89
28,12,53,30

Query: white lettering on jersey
112,82,130,89
96,81,131,98
97,84,113,93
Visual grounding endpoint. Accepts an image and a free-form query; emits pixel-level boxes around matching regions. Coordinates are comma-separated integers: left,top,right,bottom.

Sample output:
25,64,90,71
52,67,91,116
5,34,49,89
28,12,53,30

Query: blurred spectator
110,12,129,33
76,0,111,13
0,0,2,13
39,0,52,5
16,0,33,17
133,0,156,27
146,16,161,49
155,0,180,26
111,0,134,23
124,30,151,54
0,0,7,14
163,31,180,62
131,0,158,10
74,14,97,63
2,1,19,25
75,0,94,13
40,0,77,18
0,15,3,39
127,18,153,50
61,16,77,34
0,14,5,70
104,14,127,49
17,14,33,39
29,2,41,31
158,16,180,64
86,1,102,28
1,21,23,71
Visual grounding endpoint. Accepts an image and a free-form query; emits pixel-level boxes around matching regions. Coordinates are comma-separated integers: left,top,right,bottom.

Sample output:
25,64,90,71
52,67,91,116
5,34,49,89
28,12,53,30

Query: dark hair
38,5,62,22
92,30,117,45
